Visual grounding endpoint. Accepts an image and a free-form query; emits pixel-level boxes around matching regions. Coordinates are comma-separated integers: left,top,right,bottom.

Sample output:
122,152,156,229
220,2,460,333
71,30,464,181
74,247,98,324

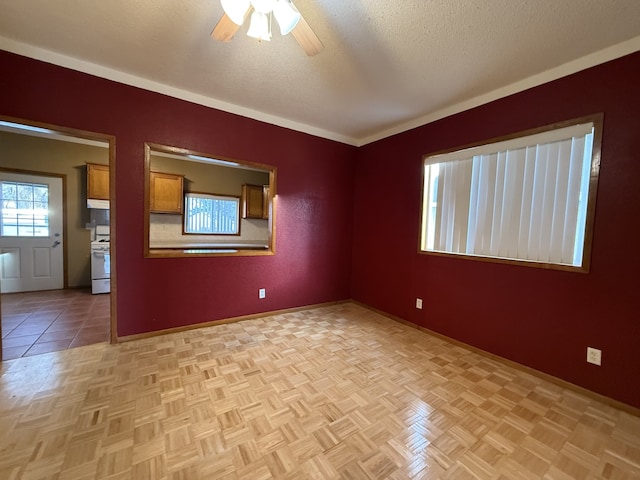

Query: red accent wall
352,52,640,409
0,50,356,337
2,49,639,409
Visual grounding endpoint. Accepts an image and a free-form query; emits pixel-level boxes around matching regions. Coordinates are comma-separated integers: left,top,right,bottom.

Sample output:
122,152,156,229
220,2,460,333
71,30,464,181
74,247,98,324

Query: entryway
1,288,110,359
0,117,116,361
0,172,64,293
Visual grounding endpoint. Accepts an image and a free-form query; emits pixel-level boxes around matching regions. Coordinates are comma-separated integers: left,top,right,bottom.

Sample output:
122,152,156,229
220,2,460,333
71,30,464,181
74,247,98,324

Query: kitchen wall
0,49,356,339
351,51,640,409
0,131,109,287
148,154,270,247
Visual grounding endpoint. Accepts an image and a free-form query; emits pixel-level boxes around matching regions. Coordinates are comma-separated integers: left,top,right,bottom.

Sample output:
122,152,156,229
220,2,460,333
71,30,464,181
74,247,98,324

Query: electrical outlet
416,298,423,309
259,288,266,299
587,347,602,366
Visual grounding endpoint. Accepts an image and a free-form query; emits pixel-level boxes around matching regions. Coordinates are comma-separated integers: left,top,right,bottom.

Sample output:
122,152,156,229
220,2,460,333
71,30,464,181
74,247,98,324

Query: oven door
91,248,110,294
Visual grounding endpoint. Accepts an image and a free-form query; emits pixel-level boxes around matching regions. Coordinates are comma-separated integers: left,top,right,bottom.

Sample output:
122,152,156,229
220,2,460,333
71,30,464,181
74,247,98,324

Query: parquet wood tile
1,303,639,479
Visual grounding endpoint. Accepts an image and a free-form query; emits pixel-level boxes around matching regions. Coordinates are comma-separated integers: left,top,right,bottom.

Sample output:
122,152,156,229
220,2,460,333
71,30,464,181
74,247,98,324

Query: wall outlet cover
416,298,423,309
259,288,266,299
587,347,602,366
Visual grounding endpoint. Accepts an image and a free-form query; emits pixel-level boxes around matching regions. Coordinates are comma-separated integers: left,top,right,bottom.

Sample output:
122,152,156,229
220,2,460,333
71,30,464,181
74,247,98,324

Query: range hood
87,199,109,209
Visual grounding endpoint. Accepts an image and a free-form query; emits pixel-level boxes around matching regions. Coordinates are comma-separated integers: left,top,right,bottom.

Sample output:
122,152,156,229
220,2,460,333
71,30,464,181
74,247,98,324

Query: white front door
0,172,64,293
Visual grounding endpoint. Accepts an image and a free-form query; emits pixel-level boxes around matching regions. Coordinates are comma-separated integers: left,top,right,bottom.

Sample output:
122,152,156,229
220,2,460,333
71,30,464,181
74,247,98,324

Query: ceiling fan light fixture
247,11,272,41
221,0,251,25
273,0,301,35
250,0,276,14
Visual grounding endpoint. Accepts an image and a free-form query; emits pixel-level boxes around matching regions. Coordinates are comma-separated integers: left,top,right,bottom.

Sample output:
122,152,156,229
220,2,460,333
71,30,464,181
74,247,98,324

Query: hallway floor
1,288,110,360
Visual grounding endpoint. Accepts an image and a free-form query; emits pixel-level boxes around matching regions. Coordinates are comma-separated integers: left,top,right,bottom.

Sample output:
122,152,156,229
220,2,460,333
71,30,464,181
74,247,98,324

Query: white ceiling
0,0,639,146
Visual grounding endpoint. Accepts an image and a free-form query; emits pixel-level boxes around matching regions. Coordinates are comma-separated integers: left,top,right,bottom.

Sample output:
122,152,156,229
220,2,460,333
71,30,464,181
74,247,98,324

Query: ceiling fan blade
211,13,239,42
211,8,250,42
291,16,324,56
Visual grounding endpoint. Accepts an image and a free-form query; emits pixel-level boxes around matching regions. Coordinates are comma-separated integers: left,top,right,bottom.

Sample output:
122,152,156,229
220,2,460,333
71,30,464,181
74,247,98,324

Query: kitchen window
184,192,240,235
419,114,602,272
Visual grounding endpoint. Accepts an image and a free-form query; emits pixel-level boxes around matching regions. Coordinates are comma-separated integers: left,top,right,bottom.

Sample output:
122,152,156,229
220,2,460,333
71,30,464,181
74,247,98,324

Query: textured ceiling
0,0,639,145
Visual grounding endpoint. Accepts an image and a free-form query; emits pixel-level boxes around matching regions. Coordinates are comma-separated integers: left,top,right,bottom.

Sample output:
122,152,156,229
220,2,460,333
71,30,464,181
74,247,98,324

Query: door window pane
0,181,50,237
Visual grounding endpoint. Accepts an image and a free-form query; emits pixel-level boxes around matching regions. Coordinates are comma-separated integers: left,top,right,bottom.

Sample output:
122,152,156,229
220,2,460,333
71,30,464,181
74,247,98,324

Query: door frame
0,115,117,356
0,168,68,290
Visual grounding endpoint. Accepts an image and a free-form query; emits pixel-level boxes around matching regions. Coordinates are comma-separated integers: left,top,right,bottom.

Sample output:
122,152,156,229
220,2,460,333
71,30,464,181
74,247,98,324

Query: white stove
91,226,110,294
91,239,110,250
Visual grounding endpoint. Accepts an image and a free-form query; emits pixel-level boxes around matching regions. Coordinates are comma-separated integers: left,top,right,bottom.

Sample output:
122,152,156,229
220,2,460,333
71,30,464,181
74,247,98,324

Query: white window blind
421,120,598,268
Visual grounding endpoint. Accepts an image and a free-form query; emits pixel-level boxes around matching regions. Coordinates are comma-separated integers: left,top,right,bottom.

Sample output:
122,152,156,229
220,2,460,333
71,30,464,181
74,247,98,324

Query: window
145,142,276,258
0,181,49,237
184,192,240,235
420,115,602,271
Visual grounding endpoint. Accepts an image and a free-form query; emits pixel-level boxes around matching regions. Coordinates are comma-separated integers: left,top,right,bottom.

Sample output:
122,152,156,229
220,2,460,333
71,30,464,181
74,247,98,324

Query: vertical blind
422,122,595,267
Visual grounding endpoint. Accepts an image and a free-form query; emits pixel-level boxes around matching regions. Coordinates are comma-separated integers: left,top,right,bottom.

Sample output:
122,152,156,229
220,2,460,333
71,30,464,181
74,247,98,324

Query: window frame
0,180,50,238
143,142,277,258
183,191,241,236
418,113,604,273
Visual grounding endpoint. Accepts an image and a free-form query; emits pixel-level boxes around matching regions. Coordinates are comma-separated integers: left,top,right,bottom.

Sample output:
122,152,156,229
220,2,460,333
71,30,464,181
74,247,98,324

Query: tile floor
1,288,110,360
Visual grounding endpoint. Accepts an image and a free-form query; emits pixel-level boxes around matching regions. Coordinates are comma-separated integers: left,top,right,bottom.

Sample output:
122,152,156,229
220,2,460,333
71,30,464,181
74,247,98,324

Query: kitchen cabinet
262,186,269,220
87,163,109,200
150,171,183,214
242,184,267,219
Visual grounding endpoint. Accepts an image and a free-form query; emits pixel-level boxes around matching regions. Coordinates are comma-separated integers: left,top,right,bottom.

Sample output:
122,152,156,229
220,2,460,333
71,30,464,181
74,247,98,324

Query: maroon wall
2,48,639,409
0,50,356,337
352,52,640,409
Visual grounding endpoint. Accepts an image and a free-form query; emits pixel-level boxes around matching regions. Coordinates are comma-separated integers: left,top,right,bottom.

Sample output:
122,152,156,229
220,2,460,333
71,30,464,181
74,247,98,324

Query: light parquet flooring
0,303,639,479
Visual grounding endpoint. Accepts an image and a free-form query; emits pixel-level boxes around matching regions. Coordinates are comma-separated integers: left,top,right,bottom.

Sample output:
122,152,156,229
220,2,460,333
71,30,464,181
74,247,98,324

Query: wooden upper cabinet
242,184,266,219
150,171,183,214
262,185,269,220
87,163,109,200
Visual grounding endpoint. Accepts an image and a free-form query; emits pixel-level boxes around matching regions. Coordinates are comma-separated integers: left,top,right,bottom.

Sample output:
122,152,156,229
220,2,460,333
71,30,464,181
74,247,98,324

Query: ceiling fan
212,0,324,56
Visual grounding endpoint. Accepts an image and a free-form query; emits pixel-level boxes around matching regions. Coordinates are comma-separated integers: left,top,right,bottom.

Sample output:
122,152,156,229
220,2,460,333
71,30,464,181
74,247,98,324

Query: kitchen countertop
149,242,268,249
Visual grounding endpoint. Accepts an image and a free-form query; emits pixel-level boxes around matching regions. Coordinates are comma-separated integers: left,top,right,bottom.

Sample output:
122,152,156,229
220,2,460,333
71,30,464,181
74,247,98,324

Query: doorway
0,117,116,360
0,172,64,293
1,289,110,357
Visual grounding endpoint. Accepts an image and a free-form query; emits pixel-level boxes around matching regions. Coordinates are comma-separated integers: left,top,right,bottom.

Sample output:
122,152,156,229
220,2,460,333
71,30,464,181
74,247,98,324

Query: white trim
358,36,640,146
2,35,639,147
0,36,357,146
